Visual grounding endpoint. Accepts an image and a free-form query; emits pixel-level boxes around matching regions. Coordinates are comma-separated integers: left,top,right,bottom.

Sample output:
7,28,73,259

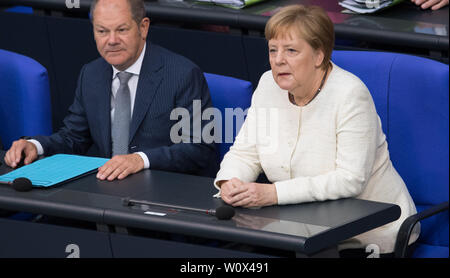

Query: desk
4,0,448,54
148,0,448,51
0,152,401,258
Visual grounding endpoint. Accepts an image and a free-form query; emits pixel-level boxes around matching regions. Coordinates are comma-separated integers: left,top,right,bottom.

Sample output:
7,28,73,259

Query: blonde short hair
265,5,334,70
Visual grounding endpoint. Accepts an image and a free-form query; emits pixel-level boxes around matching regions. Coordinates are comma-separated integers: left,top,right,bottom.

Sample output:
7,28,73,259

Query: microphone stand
122,197,216,215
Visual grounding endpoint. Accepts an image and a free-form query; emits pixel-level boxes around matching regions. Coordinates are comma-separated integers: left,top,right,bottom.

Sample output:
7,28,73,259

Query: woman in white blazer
214,5,419,257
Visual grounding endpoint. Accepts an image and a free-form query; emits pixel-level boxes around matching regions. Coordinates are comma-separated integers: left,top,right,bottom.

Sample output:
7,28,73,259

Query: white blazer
214,64,419,253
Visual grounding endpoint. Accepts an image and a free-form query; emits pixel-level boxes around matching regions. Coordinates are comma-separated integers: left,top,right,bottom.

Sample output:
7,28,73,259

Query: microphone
12,177,33,192
0,177,33,192
122,197,235,220
214,205,236,220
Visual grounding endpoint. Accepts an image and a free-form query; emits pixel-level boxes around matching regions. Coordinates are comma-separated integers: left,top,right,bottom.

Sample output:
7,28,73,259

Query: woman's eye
286,49,298,56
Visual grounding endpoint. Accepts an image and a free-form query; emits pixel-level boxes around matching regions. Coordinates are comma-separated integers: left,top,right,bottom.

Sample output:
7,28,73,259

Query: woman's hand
220,178,278,208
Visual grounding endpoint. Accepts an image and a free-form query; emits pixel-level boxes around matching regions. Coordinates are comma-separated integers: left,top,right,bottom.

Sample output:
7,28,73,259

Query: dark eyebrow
94,24,108,30
116,23,130,29
94,23,129,30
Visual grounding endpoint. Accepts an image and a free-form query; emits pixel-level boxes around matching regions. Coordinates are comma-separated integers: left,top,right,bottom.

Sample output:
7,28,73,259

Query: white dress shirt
30,43,150,168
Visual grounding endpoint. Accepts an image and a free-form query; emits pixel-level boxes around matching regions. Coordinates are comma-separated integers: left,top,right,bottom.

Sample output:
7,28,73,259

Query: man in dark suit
4,0,217,179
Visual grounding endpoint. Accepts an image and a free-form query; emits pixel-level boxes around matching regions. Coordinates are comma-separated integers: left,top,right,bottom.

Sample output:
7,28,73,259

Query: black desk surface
153,0,449,33
4,0,448,49
1,0,447,59
149,0,448,50
0,152,401,255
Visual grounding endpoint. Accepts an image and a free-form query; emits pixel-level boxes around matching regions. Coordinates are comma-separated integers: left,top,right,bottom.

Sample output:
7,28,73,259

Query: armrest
394,201,449,258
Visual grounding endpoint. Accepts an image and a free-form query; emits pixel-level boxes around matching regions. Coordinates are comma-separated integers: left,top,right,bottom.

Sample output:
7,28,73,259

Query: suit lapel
129,44,164,143
95,62,113,157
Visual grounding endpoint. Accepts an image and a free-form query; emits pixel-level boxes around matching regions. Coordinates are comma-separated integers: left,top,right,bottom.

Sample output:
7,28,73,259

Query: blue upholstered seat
0,49,52,150
4,6,33,14
332,51,449,258
204,73,253,163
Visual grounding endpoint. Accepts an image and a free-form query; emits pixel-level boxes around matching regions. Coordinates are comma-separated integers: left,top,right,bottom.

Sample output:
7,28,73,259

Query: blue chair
0,49,52,150
332,51,449,258
4,6,33,14
204,73,253,163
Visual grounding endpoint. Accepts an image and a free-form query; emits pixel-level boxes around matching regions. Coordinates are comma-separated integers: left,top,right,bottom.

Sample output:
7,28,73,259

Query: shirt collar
112,42,146,78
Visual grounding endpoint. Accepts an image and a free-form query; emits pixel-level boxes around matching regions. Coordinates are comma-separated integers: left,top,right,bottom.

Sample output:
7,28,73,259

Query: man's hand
219,177,278,208
4,139,38,168
97,153,144,181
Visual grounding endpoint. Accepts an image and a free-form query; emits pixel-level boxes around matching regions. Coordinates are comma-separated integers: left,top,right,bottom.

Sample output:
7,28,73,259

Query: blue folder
0,154,109,187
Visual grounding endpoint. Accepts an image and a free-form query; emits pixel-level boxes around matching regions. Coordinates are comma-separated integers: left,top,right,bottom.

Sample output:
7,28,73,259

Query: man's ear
140,17,150,40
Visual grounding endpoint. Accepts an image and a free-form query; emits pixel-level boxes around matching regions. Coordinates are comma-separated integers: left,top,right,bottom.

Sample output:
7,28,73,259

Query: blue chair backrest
0,49,53,149
332,51,449,257
4,6,33,14
204,73,253,163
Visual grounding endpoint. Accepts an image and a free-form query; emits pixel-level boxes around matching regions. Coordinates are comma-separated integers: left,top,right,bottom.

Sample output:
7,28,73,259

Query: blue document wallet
0,154,109,188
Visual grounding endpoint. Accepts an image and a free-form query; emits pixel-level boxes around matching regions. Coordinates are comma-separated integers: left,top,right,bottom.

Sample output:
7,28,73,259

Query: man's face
93,0,149,71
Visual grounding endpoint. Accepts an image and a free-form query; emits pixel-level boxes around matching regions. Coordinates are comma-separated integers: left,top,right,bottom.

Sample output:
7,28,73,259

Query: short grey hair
90,0,146,25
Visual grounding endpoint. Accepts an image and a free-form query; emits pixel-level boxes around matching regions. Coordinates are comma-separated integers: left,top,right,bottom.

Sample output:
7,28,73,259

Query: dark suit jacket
34,44,218,177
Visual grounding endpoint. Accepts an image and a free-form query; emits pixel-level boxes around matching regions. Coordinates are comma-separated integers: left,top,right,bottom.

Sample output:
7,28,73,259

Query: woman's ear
315,49,325,68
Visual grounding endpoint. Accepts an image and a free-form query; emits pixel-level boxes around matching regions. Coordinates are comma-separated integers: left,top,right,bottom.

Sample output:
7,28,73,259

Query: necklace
289,63,330,106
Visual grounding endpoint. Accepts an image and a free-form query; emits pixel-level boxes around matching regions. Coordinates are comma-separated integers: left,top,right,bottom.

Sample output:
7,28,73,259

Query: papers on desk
196,0,267,9
338,0,404,14
0,154,109,188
